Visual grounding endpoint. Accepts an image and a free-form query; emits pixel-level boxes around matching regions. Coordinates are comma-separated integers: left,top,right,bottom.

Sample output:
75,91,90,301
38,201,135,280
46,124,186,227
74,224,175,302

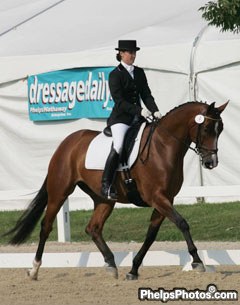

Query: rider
101,40,162,200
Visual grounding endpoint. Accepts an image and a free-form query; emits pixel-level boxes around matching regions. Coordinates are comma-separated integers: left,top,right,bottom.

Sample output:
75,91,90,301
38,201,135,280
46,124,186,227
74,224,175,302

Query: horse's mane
163,101,208,118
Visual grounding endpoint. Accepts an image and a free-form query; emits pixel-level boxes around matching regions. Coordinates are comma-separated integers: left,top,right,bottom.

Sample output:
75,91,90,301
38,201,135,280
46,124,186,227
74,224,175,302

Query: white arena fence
1,249,240,269
0,185,240,242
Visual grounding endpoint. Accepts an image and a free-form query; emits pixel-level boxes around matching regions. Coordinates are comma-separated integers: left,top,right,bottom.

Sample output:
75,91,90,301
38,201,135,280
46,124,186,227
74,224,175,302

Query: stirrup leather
101,183,118,200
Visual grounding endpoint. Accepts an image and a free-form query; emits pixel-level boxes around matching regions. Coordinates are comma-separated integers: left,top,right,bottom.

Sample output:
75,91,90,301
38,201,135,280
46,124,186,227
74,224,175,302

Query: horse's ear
207,102,216,113
217,100,229,113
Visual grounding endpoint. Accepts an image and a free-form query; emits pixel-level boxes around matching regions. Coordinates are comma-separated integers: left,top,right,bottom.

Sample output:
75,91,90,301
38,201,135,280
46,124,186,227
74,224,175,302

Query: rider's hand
141,108,152,119
153,111,162,119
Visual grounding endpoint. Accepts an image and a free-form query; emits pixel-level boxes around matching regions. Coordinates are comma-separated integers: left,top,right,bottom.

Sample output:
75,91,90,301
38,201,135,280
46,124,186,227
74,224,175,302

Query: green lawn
0,202,240,244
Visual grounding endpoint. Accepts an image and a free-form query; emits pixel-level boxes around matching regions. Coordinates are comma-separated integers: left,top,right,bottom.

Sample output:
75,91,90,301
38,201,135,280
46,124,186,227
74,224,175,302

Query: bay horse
5,101,228,280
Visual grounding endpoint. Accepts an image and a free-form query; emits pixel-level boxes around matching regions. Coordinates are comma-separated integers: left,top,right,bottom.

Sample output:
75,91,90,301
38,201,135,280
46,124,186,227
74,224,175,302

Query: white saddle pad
85,122,146,170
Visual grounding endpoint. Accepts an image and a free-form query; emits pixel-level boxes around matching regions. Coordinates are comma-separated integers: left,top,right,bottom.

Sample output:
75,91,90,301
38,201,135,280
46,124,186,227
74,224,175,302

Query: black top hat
115,40,140,51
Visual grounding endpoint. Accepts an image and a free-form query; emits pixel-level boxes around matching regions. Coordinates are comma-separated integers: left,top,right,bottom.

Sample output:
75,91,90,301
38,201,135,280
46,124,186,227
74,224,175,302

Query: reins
157,123,200,154
139,118,199,164
139,119,159,163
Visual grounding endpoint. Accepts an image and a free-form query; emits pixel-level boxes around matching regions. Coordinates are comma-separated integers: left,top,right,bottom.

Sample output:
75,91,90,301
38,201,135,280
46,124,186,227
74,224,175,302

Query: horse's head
190,101,228,169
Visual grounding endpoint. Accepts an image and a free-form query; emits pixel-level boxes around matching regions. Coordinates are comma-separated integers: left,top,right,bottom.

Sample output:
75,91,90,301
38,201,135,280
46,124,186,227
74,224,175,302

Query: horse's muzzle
202,153,218,169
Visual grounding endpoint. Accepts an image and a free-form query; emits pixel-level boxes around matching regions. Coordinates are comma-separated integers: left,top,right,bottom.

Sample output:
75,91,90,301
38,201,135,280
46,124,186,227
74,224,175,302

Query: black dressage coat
107,64,159,127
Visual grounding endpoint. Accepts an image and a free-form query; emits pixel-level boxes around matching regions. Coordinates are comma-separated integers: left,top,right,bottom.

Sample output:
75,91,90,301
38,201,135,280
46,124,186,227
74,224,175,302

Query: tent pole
189,25,208,203
189,25,208,101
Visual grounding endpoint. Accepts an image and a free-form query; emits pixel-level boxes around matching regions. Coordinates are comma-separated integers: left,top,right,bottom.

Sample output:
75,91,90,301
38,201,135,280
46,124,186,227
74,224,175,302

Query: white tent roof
1,0,208,55
1,0,240,82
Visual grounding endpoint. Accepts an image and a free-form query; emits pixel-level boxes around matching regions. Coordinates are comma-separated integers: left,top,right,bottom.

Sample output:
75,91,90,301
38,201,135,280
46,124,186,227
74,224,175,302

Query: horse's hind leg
127,209,165,280
28,197,67,280
85,202,118,278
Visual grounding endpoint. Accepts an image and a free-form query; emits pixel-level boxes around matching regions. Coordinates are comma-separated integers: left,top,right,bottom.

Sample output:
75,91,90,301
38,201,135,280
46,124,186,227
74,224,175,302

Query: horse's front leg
154,194,205,272
170,208,205,271
127,209,165,280
85,202,118,278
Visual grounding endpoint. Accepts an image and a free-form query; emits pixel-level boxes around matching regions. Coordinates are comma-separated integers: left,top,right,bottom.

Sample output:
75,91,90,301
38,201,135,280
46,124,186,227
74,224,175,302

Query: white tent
1,0,240,210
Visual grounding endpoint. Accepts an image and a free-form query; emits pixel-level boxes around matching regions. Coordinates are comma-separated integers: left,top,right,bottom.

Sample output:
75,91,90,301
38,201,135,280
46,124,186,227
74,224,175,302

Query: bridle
192,115,222,159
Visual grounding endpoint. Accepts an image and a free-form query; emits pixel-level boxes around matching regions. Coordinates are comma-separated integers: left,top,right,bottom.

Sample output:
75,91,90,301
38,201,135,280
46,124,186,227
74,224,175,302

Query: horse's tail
4,177,48,245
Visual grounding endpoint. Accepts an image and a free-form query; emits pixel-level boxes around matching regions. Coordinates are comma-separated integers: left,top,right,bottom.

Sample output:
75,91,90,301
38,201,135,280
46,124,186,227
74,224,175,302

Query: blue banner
28,67,114,121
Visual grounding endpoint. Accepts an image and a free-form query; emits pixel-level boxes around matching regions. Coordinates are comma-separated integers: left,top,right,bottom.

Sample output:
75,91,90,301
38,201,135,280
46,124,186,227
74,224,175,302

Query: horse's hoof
27,269,38,280
105,266,118,279
126,272,138,280
192,262,206,272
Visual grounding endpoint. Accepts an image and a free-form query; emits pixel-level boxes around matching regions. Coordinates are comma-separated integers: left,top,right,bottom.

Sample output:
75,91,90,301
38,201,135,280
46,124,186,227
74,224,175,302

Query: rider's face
120,50,136,65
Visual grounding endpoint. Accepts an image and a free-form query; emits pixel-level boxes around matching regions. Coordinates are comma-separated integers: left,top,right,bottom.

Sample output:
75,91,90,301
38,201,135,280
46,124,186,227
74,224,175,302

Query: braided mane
163,101,208,118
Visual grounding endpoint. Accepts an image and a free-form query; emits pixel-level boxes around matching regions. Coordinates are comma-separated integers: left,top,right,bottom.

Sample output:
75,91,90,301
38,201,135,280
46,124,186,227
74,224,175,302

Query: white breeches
111,123,130,154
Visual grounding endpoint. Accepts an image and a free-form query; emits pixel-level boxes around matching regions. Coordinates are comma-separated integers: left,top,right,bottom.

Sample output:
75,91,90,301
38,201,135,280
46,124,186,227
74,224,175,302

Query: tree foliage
199,0,240,33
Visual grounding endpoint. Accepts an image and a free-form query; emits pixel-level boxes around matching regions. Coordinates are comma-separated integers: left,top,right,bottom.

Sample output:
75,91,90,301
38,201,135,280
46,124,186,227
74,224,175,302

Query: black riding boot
101,147,119,200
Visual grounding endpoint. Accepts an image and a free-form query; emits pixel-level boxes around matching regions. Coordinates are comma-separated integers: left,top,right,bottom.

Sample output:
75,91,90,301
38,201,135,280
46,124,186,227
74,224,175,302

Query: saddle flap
120,120,145,165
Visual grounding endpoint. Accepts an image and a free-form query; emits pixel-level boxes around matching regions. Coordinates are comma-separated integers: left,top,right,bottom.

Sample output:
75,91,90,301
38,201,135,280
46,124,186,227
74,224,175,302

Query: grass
0,202,240,244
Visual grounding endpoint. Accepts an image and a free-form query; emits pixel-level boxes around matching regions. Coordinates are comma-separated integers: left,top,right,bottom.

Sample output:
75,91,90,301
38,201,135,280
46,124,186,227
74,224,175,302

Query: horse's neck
161,103,206,135
159,110,191,142
156,104,204,152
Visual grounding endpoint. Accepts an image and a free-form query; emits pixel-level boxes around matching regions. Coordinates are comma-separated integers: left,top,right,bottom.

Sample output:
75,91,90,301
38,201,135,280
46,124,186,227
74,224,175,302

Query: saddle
85,117,157,207
103,116,145,165
104,116,149,207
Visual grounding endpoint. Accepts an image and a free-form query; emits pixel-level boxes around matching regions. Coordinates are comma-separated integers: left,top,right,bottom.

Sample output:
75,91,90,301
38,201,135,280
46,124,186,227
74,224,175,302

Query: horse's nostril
204,160,214,169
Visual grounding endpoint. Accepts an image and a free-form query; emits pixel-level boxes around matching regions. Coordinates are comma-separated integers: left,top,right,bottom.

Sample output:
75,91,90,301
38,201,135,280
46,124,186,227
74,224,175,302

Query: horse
5,101,228,280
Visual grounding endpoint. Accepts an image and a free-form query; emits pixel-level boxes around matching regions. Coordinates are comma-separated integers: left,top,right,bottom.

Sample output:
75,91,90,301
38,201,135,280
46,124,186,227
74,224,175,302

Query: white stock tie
128,65,134,78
